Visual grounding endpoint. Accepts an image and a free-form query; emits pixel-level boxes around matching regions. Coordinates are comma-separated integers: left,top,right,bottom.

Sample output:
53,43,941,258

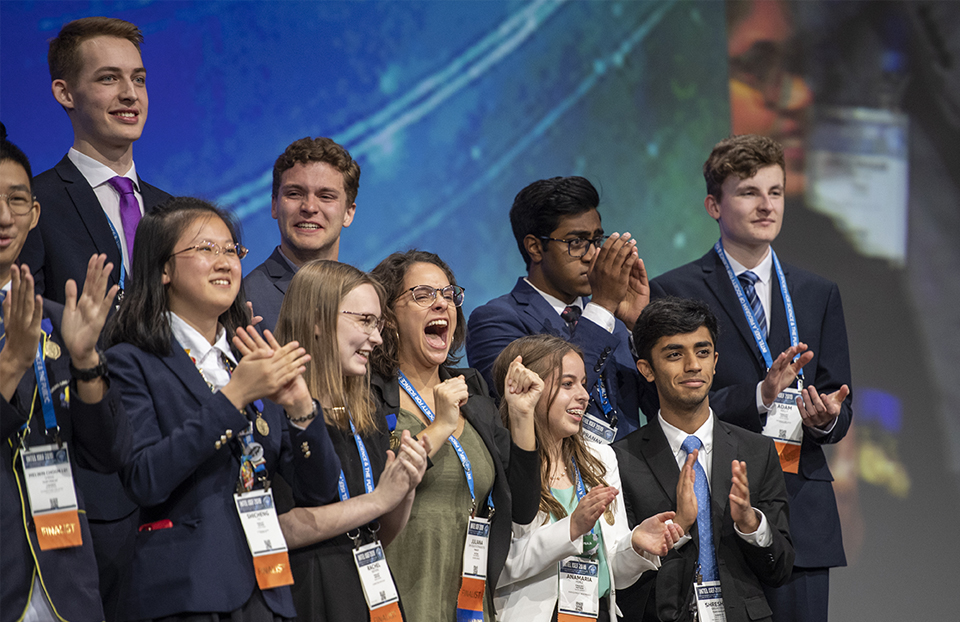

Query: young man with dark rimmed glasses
467,175,656,441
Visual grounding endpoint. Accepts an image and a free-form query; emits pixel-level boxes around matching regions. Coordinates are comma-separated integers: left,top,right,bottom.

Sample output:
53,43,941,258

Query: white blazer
494,442,659,621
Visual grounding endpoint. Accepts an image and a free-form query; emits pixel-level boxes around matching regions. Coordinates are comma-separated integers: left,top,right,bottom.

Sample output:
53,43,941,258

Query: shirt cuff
806,416,837,437
582,302,616,334
734,508,773,547
756,382,774,414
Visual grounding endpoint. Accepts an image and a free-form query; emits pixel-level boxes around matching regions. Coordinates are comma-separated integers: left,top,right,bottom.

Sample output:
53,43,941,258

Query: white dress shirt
168,312,236,392
67,148,145,274
523,277,616,333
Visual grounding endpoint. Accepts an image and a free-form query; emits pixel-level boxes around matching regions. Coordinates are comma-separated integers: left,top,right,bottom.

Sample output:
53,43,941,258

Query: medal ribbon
591,375,617,428
104,215,127,293
397,371,494,515
32,319,59,437
714,240,802,379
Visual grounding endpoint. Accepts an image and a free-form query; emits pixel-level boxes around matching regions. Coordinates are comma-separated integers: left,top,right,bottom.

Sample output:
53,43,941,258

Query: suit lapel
710,420,735,541
263,247,295,296
639,420,681,507
161,336,221,406
55,157,121,272
511,279,569,337
767,261,791,356
700,250,765,369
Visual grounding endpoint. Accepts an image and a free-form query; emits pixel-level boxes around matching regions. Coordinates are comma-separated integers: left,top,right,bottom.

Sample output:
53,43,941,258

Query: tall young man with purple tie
17,17,171,621
649,135,852,621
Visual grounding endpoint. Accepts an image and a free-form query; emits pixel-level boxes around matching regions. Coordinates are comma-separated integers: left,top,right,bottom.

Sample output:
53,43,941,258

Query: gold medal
604,507,615,525
44,341,61,360
256,414,270,437
389,431,402,452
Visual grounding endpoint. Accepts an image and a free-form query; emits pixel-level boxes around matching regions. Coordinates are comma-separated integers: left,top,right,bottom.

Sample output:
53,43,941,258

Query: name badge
761,387,803,473
353,541,402,622
456,516,490,621
557,555,600,620
234,489,293,589
21,443,82,550
580,414,616,445
695,580,727,622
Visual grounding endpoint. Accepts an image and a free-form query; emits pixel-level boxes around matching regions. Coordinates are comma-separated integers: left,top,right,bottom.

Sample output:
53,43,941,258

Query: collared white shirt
658,410,772,547
523,277,616,334
67,148,145,274
168,312,236,392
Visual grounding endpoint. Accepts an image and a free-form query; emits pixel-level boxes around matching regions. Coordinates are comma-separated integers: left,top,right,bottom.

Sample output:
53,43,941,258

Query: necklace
550,467,567,483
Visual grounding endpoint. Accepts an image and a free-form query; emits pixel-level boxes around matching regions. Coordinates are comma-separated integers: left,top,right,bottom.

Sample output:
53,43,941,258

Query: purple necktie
107,176,141,263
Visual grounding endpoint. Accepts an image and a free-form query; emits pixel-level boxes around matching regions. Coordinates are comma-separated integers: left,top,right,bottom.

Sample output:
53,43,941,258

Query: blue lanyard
570,460,598,538
714,240,802,378
397,371,494,516
337,418,376,501
31,319,59,438
104,216,126,292
592,375,617,428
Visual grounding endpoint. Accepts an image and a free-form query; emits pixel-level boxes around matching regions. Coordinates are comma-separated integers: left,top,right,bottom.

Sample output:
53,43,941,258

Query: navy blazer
370,367,540,603
23,154,171,303
1,301,131,622
650,248,851,569
613,416,794,622
243,246,295,334
466,277,652,439
107,338,341,619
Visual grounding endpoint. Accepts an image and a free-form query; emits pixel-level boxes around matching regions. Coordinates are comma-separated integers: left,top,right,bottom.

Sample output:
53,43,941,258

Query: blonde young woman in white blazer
491,335,684,621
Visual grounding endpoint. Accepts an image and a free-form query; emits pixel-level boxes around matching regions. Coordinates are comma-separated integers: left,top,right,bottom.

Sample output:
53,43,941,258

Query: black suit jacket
242,246,294,334
23,154,171,303
1,300,131,622
650,248,850,569
613,416,794,622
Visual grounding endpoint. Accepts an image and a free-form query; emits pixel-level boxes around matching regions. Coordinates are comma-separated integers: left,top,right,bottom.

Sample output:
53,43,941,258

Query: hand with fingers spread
61,254,119,369
570,485,619,541
0,265,43,401
796,384,849,429
632,510,684,557
729,459,759,534
674,450,699,534
587,232,638,315
502,355,543,451
760,343,814,407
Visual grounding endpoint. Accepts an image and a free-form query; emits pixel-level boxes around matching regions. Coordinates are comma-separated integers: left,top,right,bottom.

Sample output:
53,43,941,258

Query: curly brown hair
703,134,785,200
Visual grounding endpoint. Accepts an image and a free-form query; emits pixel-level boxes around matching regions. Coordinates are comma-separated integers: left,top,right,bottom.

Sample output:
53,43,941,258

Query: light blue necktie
682,435,717,582
738,270,767,338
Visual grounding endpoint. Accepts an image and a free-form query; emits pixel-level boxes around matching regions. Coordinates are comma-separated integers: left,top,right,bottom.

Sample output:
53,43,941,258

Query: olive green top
385,407,496,621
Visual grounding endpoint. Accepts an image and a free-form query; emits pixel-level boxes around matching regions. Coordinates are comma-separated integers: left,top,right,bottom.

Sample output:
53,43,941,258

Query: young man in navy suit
650,134,851,621
613,296,795,622
17,17,170,620
21,17,171,303
1,131,130,622
467,176,653,441
243,136,359,332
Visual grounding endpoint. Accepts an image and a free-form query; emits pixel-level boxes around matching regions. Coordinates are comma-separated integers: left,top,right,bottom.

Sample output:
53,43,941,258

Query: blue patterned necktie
738,270,767,338
682,435,717,582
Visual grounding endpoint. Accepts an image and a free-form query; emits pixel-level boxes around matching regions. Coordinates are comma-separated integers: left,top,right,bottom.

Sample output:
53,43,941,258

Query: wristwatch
69,350,108,382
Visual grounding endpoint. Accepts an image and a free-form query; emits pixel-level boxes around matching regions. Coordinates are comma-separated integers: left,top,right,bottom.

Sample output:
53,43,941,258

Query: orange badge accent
775,440,801,474
369,601,403,622
558,614,597,622
253,551,294,589
34,510,82,550
456,576,485,613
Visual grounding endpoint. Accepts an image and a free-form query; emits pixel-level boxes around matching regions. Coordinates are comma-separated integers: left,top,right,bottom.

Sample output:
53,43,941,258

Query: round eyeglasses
1,191,36,216
538,235,609,258
169,240,248,260
401,284,465,308
341,311,385,334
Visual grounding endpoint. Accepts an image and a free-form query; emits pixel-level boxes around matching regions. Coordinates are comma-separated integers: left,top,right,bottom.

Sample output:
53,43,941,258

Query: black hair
632,297,719,365
0,123,34,183
103,197,250,355
509,176,600,269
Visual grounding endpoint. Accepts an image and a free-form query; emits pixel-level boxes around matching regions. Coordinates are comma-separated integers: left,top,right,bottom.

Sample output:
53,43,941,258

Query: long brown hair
493,334,608,522
275,260,385,435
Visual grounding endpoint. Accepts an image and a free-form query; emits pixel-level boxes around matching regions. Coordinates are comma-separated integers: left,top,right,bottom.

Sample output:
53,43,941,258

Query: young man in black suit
17,17,170,620
614,297,796,622
649,134,851,620
20,16,171,304
242,136,358,332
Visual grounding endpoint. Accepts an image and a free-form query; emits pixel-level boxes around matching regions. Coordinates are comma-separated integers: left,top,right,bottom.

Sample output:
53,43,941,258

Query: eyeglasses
169,240,248,260
341,311,385,334
401,284,465,308
538,235,609,258
0,191,36,216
